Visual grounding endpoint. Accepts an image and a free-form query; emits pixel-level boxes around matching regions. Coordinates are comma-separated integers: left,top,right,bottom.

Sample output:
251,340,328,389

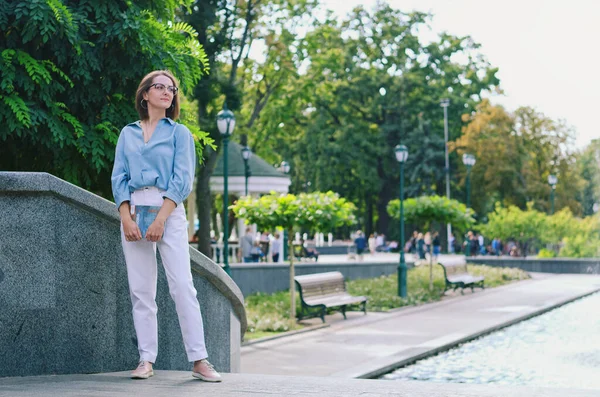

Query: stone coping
0,171,247,334
229,260,404,270
469,256,600,263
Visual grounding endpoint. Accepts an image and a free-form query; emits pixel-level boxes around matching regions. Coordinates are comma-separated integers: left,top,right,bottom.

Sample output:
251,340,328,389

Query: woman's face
143,74,176,114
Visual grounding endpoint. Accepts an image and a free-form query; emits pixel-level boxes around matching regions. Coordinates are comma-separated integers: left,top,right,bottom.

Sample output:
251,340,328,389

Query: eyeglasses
148,83,179,96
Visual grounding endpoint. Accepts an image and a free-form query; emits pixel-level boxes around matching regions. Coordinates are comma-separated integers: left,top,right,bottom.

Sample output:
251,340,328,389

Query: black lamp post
462,153,475,257
279,161,291,261
462,153,476,211
241,146,252,196
217,103,235,276
548,174,558,214
395,144,408,298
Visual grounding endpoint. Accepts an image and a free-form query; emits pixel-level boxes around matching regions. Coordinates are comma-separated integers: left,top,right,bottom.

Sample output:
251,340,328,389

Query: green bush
244,291,302,334
559,235,600,258
537,248,556,258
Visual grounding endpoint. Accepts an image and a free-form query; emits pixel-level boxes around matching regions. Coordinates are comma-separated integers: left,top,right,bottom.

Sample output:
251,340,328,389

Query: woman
368,234,376,255
111,70,221,382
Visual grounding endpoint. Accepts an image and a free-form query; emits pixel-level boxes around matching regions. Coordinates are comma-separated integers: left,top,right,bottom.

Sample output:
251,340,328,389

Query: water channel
381,292,600,390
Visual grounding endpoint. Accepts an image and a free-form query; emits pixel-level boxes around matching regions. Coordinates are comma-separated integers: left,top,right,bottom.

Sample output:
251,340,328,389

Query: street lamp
395,144,408,298
217,103,236,276
462,153,476,211
548,174,558,214
279,161,291,262
241,146,252,196
440,98,452,253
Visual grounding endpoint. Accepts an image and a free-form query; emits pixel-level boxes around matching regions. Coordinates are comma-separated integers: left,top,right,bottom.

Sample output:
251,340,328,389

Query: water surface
382,293,600,390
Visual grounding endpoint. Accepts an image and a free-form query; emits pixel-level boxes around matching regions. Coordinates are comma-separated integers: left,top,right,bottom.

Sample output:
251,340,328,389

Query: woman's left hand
146,218,166,242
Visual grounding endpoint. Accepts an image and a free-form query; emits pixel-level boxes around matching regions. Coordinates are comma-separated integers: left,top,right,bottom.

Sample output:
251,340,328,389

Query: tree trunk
288,228,296,321
365,194,374,237
375,181,394,236
196,148,218,256
429,244,433,291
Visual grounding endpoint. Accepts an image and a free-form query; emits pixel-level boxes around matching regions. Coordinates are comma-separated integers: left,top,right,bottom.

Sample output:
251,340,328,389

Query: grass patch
244,290,303,336
243,264,530,338
346,264,530,311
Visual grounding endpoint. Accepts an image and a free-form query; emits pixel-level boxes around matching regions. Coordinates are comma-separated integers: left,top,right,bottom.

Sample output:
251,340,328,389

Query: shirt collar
128,117,175,127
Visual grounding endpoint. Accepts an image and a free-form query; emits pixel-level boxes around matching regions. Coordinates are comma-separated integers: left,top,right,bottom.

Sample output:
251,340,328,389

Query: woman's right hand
122,218,142,242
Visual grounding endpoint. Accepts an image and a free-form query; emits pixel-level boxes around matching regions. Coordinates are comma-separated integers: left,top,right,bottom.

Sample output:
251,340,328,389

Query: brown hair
135,70,180,121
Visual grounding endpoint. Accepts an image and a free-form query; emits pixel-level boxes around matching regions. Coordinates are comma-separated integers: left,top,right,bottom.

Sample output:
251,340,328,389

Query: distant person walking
241,227,254,263
354,230,367,261
368,233,377,255
111,70,221,382
271,232,281,263
448,233,455,254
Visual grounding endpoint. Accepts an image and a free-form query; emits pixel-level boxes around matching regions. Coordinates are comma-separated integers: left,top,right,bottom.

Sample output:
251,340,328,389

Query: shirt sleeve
163,124,196,205
111,129,131,210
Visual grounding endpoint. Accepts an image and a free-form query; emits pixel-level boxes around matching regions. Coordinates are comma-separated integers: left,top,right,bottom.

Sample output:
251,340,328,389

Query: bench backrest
294,271,346,299
438,262,469,278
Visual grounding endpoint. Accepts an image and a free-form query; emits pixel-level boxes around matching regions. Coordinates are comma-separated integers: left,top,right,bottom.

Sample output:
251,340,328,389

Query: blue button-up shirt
111,117,196,209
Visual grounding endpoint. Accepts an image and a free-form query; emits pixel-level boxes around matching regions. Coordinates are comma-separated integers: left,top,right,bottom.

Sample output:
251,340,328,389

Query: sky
318,0,600,149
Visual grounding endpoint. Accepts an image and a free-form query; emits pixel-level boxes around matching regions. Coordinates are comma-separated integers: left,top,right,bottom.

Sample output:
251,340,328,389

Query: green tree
388,195,475,290
249,3,500,237
576,139,600,216
479,203,547,256
231,191,356,319
184,0,318,256
452,101,584,219
0,0,211,196
559,215,600,258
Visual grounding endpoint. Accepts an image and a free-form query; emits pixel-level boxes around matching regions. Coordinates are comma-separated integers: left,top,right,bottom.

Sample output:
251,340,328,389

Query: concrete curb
352,287,600,379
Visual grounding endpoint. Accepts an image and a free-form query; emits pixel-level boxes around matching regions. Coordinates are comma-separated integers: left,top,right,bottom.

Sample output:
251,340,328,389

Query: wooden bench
294,272,367,322
438,262,485,294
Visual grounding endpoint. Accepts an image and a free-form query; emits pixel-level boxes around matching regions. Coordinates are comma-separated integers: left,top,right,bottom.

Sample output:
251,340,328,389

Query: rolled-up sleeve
164,125,196,205
111,130,131,210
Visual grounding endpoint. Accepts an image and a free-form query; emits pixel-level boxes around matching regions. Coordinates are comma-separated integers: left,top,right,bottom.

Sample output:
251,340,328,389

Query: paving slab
241,273,600,379
1,371,599,397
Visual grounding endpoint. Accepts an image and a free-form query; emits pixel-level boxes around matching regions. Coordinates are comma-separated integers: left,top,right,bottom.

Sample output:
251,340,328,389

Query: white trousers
120,187,208,363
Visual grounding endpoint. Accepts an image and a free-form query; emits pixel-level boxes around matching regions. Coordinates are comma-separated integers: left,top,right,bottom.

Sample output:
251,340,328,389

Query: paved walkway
241,273,600,379
2,371,599,397
3,271,600,396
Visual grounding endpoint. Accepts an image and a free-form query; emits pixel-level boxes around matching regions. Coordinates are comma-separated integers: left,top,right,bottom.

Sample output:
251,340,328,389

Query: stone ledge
0,171,247,334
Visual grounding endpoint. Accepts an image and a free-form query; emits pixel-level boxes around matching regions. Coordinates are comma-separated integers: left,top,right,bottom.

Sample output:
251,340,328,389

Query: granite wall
0,172,246,377
466,257,600,274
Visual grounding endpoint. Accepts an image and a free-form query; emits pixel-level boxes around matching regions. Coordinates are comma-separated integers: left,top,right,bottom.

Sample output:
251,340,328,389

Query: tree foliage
480,203,600,258
184,0,319,255
451,100,584,219
241,3,500,237
387,195,475,231
232,191,356,235
0,0,212,196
